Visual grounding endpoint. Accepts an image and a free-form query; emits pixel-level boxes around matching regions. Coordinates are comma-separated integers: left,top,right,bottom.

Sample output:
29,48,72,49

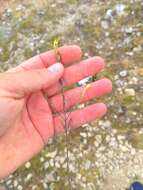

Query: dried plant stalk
53,38,72,189
53,39,92,189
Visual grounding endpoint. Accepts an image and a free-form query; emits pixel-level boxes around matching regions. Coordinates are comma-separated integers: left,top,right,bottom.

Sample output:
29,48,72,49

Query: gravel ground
0,0,143,189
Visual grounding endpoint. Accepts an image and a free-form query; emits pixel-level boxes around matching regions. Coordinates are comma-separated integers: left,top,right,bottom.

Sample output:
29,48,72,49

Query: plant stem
54,44,72,189
59,79,72,190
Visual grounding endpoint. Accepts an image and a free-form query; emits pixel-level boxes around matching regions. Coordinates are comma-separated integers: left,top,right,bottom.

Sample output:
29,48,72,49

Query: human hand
0,45,112,178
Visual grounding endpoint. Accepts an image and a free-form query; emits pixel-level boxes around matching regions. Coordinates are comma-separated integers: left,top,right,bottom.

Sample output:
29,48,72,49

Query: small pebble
25,173,33,182
125,27,133,34
44,161,50,169
125,88,135,96
25,162,31,169
13,180,18,187
17,185,23,190
115,4,125,15
119,70,127,77
40,157,45,162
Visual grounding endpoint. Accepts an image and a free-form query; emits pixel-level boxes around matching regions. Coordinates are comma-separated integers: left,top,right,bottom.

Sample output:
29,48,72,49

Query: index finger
10,45,82,71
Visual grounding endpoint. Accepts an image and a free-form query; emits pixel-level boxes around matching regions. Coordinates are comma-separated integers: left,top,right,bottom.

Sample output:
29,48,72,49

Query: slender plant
52,38,92,189
53,37,72,189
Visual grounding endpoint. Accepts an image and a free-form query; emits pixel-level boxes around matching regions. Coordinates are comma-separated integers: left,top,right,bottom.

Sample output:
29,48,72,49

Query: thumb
0,63,64,96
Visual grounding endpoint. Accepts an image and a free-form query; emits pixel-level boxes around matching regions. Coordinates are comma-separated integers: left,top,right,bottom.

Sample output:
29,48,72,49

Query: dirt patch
0,0,46,15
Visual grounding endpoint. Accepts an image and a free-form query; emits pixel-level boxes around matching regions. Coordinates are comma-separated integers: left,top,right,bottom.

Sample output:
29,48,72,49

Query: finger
46,56,105,97
54,103,107,135
49,79,112,113
9,45,82,72
0,63,64,97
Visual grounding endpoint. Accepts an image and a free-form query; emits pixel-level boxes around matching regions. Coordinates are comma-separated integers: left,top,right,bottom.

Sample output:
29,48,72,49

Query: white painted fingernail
48,63,62,72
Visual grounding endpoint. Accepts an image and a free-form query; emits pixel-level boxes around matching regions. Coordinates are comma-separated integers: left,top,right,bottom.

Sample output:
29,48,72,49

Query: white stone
13,180,18,187
105,9,113,19
119,70,127,77
59,157,65,164
132,111,137,116
77,173,82,180
125,88,135,96
84,52,89,57
125,27,133,34
83,139,87,144
44,161,49,169
94,141,99,147
16,5,25,11
25,173,33,182
95,135,102,144
120,145,128,152
43,183,48,189
115,4,125,15
131,148,136,155
45,150,57,158
133,45,142,52
106,135,111,143
103,120,112,128
101,21,109,29
87,132,92,137
45,173,55,181
117,135,125,141
32,185,37,190
51,4,56,8
49,159,54,167
99,146,105,152
131,77,138,84
25,161,31,169
6,180,12,185
114,75,119,80
6,9,12,13
80,132,87,138
55,162,60,168
40,157,45,162
69,164,76,172
113,129,117,134
17,185,23,190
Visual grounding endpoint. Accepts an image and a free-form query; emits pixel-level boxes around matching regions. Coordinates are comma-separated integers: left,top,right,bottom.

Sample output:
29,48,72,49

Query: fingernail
48,63,62,73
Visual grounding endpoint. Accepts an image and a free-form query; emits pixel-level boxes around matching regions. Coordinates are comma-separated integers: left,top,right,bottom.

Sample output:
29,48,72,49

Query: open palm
0,46,112,178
